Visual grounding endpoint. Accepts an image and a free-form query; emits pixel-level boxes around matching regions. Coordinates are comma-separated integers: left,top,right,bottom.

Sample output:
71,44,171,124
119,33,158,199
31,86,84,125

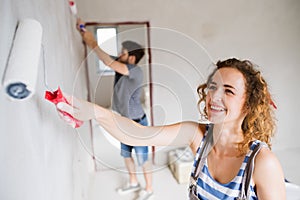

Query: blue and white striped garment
190,137,265,200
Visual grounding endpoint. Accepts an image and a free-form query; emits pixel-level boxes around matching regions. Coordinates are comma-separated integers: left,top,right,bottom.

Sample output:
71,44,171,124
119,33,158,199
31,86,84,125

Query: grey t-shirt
112,64,144,119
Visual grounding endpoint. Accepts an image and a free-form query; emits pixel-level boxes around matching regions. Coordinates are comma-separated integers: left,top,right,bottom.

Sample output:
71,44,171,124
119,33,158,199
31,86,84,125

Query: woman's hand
56,94,100,122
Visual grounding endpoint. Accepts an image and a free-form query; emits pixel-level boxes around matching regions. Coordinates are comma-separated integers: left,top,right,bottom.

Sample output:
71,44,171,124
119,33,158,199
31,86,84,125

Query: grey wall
0,0,93,200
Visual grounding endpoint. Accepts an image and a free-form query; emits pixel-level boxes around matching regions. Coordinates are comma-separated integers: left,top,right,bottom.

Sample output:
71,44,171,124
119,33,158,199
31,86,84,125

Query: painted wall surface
76,0,300,183
0,0,94,200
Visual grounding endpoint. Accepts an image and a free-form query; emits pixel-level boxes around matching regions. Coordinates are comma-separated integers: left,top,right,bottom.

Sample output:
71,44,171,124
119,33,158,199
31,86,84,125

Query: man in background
77,19,153,200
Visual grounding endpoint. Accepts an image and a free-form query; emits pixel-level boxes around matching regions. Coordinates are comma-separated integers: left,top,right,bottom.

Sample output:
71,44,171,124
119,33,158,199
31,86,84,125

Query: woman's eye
225,89,234,95
208,85,217,90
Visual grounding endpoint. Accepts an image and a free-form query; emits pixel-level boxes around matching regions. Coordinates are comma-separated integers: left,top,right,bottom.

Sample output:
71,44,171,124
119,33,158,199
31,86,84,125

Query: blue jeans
120,114,149,166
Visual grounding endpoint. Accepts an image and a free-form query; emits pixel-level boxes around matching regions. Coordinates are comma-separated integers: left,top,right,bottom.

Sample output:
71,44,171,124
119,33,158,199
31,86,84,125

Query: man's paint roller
68,0,86,32
69,0,78,17
2,18,42,100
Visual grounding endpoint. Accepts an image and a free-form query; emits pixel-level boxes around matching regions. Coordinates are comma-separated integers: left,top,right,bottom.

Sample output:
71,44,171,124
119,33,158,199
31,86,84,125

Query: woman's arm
57,94,203,148
253,148,286,199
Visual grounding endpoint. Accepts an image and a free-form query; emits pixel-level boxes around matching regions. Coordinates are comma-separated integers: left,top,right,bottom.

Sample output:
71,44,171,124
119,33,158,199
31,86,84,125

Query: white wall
0,0,94,200
77,0,300,182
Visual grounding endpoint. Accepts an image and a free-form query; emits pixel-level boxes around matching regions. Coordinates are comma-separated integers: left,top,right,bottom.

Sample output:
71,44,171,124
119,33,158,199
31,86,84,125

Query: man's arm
77,20,129,75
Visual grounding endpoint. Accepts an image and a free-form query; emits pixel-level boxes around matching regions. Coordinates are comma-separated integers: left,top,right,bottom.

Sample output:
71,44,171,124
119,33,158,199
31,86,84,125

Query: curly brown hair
197,58,276,154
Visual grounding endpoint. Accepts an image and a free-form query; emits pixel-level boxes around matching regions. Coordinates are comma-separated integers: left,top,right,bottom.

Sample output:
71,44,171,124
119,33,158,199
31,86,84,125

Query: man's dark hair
122,41,145,64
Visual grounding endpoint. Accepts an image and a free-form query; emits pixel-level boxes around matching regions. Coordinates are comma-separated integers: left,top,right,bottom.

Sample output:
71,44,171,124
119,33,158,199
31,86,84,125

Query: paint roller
69,0,86,32
2,18,42,100
2,18,83,127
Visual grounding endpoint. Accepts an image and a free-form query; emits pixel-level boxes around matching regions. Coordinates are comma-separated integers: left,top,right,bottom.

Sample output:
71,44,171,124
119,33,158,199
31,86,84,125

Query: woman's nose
211,89,223,102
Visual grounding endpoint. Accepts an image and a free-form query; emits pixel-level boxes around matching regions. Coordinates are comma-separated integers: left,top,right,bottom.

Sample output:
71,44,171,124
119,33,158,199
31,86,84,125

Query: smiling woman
57,57,286,199
198,58,276,155
204,67,247,125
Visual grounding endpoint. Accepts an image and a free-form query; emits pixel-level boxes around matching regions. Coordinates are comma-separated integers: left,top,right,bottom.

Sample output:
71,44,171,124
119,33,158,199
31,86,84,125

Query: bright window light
96,27,118,74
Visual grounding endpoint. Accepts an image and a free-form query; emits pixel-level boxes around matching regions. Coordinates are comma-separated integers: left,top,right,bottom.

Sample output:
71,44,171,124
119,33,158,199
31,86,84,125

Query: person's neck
212,123,244,154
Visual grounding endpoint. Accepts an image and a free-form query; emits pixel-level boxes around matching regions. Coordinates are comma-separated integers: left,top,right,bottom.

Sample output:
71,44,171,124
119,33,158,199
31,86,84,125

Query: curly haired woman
57,58,286,199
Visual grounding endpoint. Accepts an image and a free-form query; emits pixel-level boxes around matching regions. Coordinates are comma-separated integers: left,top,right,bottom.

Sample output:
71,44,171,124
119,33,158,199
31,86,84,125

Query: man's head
119,41,145,64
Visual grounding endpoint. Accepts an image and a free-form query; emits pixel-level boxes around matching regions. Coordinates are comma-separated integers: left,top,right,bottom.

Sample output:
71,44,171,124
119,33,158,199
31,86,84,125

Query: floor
88,165,189,200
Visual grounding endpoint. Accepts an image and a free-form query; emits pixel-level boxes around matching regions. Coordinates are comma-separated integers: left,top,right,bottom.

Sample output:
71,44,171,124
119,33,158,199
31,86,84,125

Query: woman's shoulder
181,122,206,154
253,144,285,184
252,140,277,164
180,121,206,135
253,145,286,198
254,146,282,172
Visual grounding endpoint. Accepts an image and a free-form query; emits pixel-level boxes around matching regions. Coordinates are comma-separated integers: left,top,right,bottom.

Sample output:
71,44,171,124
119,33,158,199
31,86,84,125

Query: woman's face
206,67,247,125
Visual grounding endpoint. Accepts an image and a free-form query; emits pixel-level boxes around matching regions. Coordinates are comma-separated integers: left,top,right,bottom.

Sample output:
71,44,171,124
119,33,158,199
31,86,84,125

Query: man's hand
76,18,98,49
76,18,86,32
82,31,98,49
